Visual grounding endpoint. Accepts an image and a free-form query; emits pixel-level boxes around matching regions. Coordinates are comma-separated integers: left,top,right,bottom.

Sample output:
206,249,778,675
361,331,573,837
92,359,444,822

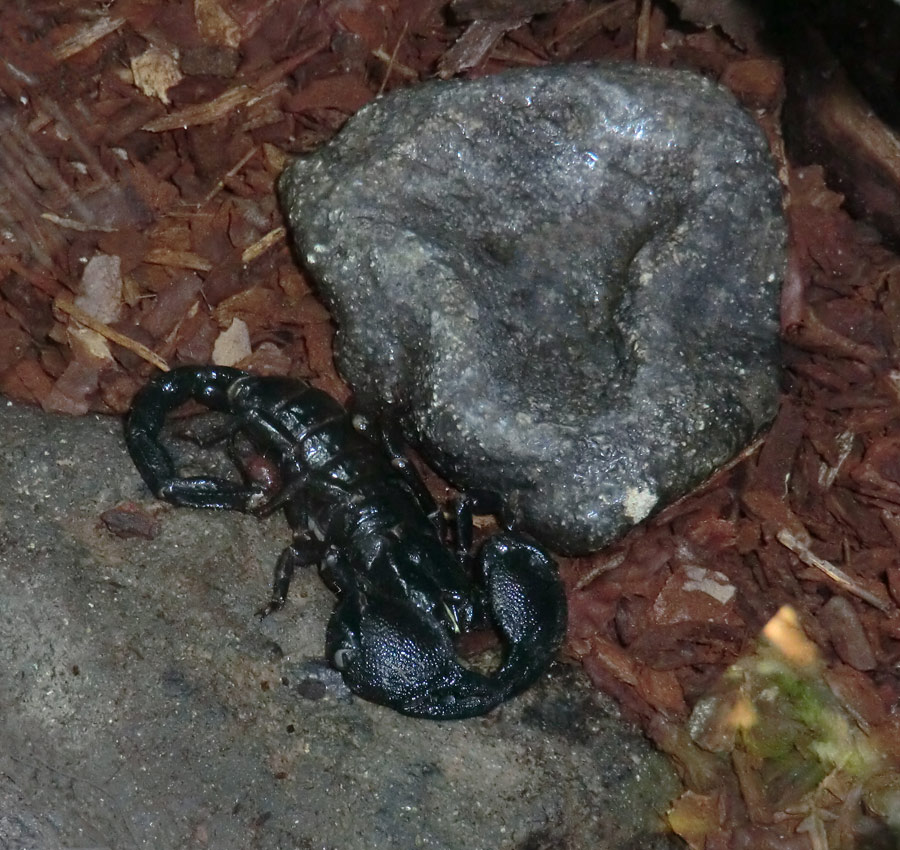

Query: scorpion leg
248,474,305,518
476,533,567,694
258,535,326,617
352,409,444,534
452,489,505,561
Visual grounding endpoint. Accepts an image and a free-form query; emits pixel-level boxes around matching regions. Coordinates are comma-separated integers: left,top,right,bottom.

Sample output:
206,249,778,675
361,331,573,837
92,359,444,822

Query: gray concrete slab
0,400,682,850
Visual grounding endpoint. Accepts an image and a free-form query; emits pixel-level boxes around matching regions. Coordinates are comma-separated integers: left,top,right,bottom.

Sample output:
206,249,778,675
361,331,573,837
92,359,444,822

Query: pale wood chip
635,0,653,61
76,253,123,324
212,317,251,366
131,47,183,105
41,212,118,233
195,0,242,49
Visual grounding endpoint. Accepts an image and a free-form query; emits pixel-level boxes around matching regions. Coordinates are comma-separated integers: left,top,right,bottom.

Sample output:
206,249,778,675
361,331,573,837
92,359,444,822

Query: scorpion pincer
124,366,567,719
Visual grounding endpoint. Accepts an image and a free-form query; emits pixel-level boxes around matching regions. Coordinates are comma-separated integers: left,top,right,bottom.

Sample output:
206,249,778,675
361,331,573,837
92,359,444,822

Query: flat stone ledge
0,400,681,849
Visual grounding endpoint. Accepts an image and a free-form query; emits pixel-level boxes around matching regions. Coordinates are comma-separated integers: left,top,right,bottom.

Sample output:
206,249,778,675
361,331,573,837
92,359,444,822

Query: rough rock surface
280,63,785,554
0,401,681,850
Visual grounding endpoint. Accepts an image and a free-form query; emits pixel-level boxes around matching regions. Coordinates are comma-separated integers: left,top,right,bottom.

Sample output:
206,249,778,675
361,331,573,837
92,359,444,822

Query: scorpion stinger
125,366,568,719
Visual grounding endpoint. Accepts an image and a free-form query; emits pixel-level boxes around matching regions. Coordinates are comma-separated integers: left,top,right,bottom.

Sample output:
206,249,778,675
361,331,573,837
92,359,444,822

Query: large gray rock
280,63,785,554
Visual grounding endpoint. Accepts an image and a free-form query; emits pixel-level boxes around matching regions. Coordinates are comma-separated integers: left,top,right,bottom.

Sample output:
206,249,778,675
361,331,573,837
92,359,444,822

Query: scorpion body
125,366,567,719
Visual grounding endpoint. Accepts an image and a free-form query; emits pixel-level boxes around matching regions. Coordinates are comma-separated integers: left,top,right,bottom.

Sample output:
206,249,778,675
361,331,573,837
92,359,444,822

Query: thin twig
776,528,892,613
41,212,117,233
575,551,627,591
55,297,170,372
241,226,285,264
635,0,652,62
378,22,409,97
552,0,631,50
142,82,286,133
371,47,418,81
52,16,125,61
200,146,257,207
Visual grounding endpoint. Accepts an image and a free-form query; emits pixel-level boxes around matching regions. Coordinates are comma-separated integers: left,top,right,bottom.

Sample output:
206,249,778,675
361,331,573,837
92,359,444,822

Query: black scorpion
125,366,567,719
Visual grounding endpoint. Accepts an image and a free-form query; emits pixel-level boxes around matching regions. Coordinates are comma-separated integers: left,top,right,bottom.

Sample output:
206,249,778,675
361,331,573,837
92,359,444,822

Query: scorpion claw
477,533,568,692
326,533,567,720
325,592,497,719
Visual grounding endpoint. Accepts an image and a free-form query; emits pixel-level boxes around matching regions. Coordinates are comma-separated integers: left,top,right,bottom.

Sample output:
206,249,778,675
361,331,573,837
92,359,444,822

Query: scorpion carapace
125,366,567,720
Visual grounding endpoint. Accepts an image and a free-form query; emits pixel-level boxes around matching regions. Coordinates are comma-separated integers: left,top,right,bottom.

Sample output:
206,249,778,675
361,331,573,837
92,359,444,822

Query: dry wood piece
141,82,286,133
241,226,285,264
820,595,877,671
776,528,892,613
144,248,214,272
100,501,162,539
51,16,126,61
131,47,183,104
438,19,524,78
54,297,169,373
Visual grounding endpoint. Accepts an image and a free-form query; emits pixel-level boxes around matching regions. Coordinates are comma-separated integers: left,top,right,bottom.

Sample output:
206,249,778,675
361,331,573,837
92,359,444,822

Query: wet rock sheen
279,64,785,554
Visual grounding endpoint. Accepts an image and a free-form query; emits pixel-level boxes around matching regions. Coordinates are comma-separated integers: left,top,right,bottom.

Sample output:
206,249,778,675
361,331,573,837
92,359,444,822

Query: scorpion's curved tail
326,533,568,720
